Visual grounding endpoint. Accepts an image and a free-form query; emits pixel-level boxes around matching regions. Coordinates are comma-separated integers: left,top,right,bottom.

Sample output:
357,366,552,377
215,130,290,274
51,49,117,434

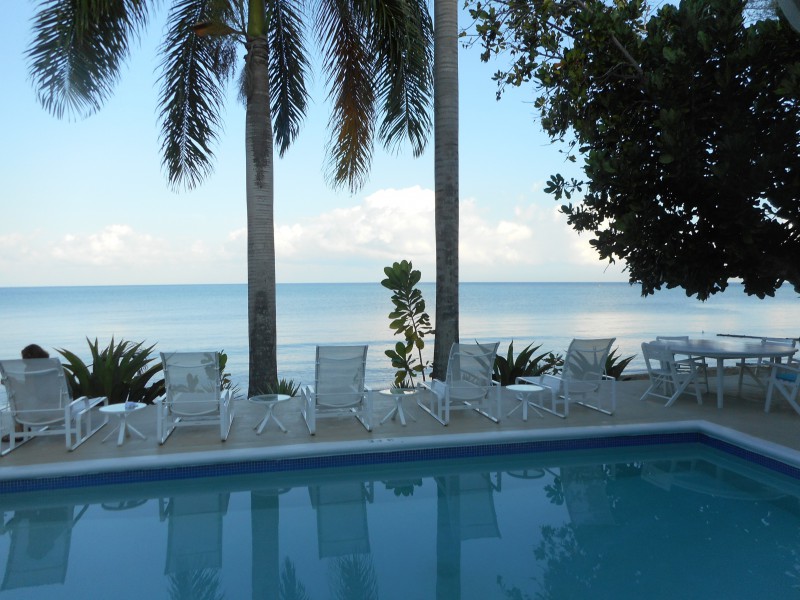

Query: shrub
265,377,301,397
381,260,434,388
218,350,243,399
58,337,164,405
493,341,564,386
605,348,636,380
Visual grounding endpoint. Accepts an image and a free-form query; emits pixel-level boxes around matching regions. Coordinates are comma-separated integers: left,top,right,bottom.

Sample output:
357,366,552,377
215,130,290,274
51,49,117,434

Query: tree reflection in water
168,570,223,600
331,554,378,600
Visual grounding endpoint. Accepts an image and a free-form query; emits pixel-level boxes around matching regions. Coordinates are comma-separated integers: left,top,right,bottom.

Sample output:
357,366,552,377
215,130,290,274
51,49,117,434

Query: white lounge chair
418,342,501,425
0,358,107,455
156,352,234,444
519,338,616,418
640,341,703,407
765,357,800,415
301,345,372,435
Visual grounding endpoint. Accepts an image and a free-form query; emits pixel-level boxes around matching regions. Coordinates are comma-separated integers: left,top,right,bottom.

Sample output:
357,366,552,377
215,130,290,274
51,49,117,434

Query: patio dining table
664,338,797,409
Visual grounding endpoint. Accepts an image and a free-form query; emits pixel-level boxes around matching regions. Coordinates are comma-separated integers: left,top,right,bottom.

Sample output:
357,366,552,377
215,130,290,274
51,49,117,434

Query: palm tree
432,0,460,380
26,0,433,395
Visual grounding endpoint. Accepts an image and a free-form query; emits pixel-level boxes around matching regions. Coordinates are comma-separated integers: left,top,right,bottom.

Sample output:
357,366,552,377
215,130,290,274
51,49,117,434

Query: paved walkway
1,375,799,480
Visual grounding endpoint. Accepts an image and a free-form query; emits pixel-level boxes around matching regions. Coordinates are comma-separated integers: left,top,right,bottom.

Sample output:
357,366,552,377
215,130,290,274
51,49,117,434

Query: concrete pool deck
1,374,799,481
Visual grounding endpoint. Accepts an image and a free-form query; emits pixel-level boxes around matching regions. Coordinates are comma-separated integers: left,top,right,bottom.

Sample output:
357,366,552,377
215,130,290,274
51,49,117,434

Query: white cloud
0,186,626,286
272,186,625,282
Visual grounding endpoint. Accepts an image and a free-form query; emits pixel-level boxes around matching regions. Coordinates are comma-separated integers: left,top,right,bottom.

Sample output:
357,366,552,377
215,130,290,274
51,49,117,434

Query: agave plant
58,337,164,405
605,347,636,380
265,377,301,397
493,341,564,386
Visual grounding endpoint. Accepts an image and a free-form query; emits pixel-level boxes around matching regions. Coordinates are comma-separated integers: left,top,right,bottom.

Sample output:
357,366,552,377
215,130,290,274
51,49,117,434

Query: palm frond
369,0,433,156
280,557,311,600
157,0,241,190
315,0,377,192
26,0,150,120
269,0,310,155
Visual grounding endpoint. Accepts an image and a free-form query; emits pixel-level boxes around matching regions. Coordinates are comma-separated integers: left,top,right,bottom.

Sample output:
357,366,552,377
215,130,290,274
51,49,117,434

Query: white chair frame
640,341,703,407
156,352,234,444
419,342,501,426
655,336,710,393
519,338,616,418
765,358,800,415
301,345,372,435
0,358,107,456
735,337,798,396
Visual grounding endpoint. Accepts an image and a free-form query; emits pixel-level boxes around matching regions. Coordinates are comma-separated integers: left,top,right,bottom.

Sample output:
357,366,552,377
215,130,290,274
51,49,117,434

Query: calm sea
0,283,797,393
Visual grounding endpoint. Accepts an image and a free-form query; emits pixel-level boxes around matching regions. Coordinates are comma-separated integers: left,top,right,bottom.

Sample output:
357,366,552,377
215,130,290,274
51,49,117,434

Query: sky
0,2,629,287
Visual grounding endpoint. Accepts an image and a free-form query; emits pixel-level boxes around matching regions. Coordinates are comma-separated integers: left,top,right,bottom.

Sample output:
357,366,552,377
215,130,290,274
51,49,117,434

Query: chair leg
765,377,776,412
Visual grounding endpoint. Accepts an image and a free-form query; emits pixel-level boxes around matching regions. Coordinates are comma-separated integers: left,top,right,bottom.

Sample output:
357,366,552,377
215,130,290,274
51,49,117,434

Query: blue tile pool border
3,429,800,495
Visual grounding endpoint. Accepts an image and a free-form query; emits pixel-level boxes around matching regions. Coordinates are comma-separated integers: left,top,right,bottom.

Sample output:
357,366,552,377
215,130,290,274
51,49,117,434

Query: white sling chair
520,338,617,418
0,358,107,455
640,341,703,407
301,345,372,435
157,352,234,444
765,357,800,415
419,342,501,425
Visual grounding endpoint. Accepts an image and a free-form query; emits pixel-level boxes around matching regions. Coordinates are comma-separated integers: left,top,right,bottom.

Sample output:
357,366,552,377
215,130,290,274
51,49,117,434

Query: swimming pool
1,431,800,599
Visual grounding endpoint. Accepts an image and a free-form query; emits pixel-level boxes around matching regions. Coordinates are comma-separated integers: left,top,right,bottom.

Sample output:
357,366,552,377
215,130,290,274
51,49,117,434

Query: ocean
0,282,797,393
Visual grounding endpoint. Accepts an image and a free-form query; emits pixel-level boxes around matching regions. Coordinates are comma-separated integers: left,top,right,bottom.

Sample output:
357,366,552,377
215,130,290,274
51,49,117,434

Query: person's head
21,344,49,359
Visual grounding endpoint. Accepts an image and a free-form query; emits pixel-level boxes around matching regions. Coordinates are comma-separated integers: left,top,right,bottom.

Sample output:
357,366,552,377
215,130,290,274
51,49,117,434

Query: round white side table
100,403,147,446
506,384,546,421
379,389,418,426
249,394,291,434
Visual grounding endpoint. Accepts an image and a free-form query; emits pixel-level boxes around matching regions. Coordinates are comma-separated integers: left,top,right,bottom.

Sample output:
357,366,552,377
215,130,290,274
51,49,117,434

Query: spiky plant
58,337,164,404
493,340,564,386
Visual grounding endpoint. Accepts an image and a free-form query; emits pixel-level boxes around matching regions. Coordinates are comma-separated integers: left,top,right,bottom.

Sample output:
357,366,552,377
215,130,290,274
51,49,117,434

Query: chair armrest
300,385,314,403
421,379,446,397
69,396,105,420
539,373,564,388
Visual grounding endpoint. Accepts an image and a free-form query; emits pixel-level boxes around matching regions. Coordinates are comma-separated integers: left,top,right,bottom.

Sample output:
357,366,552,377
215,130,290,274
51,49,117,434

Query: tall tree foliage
26,0,433,394
468,0,800,300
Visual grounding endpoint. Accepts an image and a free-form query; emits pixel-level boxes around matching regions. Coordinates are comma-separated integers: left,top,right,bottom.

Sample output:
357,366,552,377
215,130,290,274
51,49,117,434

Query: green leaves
158,0,239,190
469,0,800,300
57,337,164,405
492,341,564,386
381,260,433,387
605,347,636,380
26,0,151,120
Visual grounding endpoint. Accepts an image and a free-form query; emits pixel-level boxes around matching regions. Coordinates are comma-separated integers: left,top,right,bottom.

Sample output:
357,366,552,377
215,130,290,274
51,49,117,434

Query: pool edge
1,419,798,486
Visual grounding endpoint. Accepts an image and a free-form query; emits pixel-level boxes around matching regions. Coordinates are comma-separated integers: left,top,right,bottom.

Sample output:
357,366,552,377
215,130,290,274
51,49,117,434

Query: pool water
1,443,799,599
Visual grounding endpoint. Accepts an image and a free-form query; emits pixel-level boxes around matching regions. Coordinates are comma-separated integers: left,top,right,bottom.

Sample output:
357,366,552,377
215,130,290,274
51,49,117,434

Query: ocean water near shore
0,282,797,393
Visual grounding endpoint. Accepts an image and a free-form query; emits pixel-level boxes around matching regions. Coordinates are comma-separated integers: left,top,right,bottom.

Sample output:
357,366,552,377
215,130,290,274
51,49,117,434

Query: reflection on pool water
1,443,800,599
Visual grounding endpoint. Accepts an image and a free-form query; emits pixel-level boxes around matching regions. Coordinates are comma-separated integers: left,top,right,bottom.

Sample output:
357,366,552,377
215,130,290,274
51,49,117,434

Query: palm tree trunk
433,0,460,380
245,34,278,395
